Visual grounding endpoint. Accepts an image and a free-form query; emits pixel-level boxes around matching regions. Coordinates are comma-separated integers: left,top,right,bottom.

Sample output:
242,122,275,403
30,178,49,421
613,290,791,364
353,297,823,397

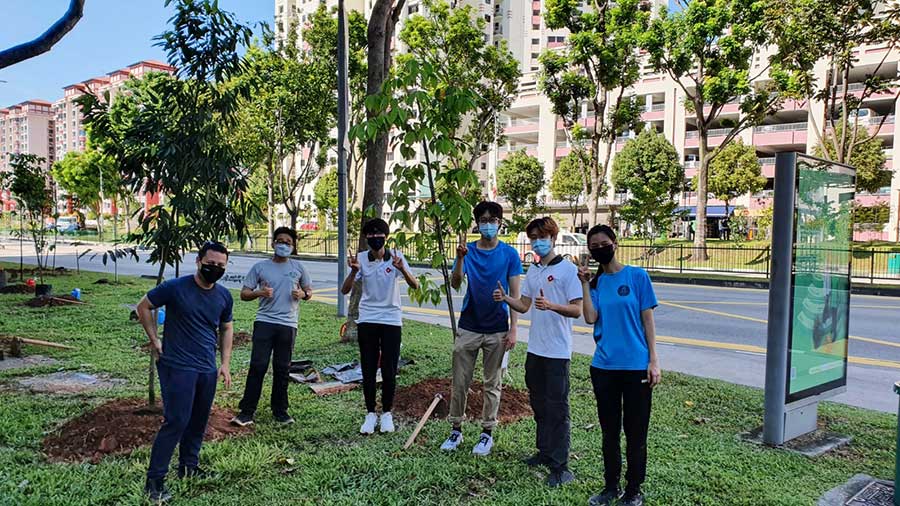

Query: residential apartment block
0,60,175,215
281,1,899,241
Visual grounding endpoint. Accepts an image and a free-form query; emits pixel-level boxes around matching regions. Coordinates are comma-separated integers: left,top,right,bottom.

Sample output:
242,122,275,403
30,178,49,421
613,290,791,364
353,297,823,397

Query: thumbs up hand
258,280,274,299
492,280,506,302
535,288,553,311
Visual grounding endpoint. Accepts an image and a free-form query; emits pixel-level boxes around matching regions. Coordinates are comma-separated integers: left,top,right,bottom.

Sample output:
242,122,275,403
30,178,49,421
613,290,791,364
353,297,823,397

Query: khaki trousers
448,328,507,430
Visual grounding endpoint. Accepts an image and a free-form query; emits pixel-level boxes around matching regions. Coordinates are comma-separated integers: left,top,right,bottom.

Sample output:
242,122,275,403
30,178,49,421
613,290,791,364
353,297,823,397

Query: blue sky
0,0,273,108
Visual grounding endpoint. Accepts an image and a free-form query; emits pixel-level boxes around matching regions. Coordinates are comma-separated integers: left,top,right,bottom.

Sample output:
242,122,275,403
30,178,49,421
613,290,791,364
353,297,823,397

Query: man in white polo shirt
495,216,582,488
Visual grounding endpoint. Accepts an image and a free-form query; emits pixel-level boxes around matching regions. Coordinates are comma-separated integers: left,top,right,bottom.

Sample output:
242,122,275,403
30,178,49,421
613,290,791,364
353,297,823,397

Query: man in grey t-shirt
231,227,312,426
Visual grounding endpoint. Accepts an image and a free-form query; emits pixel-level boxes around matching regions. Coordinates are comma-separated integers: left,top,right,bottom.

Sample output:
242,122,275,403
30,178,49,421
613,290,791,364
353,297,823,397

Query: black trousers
238,321,296,417
524,352,571,471
357,322,401,413
590,367,653,494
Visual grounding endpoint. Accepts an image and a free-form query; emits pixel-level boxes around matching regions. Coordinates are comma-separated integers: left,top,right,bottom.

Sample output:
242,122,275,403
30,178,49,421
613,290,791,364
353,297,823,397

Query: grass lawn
0,266,896,505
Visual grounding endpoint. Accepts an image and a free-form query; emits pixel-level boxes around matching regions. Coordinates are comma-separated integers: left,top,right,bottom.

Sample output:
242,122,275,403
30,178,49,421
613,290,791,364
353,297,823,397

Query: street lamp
336,0,350,317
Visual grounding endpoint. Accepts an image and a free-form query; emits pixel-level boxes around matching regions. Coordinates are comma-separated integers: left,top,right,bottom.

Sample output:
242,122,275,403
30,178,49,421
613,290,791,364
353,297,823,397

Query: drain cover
846,481,894,506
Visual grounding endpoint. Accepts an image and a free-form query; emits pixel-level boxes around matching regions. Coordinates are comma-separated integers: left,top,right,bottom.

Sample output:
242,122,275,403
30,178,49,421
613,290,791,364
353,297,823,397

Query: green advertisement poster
787,156,854,401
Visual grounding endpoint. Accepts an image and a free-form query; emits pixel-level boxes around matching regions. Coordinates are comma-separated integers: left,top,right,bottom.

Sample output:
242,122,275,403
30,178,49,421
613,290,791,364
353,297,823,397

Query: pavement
3,239,899,413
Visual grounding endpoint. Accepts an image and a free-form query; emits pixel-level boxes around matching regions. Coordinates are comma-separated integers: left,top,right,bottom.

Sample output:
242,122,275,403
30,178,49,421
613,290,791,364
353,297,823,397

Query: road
3,240,899,413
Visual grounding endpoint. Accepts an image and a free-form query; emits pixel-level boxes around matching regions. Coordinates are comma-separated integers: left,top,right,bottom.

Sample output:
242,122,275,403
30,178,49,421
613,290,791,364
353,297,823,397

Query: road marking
313,297,900,369
661,301,900,350
662,300,769,306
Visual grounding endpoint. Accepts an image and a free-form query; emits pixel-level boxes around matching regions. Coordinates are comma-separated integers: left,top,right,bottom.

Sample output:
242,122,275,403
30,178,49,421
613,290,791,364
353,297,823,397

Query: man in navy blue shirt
440,201,522,456
136,241,234,503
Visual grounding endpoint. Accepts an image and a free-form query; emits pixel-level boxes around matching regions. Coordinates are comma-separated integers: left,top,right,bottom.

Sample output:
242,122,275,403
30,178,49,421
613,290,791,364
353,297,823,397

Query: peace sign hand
577,257,592,284
456,232,468,259
391,250,404,271
348,249,360,271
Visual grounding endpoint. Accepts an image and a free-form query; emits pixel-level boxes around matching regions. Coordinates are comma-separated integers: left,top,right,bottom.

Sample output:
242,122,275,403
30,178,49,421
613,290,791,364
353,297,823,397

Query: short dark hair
525,217,559,238
473,201,503,222
273,226,297,244
361,218,390,236
199,240,229,259
587,224,616,244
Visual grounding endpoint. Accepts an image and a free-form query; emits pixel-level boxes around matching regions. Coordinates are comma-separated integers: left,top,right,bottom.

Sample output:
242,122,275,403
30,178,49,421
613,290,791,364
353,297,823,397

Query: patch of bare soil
392,378,532,425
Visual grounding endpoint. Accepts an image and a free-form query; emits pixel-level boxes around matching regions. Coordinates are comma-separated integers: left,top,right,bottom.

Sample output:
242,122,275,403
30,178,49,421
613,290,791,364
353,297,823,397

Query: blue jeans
147,362,217,479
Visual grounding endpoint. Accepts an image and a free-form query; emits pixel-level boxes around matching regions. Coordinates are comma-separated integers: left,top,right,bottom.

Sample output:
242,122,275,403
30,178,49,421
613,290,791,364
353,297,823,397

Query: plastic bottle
157,308,166,325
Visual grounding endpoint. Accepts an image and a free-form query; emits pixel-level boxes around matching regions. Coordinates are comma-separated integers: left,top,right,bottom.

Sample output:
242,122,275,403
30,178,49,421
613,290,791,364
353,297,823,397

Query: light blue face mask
479,223,499,239
531,238,552,257
274,243,293,258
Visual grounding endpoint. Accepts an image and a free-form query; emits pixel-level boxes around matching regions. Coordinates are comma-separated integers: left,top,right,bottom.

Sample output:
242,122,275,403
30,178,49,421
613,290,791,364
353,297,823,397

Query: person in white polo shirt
341,218,419,435
494,216,582,488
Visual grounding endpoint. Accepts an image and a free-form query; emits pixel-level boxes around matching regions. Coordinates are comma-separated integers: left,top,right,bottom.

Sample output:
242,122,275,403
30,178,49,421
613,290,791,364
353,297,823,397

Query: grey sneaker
472,433,494,456
274,413,295,425
440,430,463,451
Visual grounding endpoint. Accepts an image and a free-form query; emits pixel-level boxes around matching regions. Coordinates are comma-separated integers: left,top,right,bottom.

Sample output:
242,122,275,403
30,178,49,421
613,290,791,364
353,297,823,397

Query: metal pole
763,152,797,446
336,0,349,317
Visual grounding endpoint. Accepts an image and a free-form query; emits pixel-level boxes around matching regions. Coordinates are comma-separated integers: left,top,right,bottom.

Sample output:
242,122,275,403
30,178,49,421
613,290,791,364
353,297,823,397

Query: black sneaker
274,413,295,425
523,453,548,467
177,466,211,479
588,488,622,506
144,477,172,503
546,468,575,487
620,492,644,506
230,413,254,427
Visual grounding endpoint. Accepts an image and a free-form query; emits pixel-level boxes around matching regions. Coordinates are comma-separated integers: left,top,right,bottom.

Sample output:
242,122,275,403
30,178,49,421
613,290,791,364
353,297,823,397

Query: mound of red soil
0,284,34,294
43,398,250,463
233,331,252,347
393,378,532,425
24,295,80,307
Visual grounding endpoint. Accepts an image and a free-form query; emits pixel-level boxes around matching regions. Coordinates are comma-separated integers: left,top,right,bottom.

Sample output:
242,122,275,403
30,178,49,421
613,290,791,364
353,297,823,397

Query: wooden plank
308,381,358,397
18,338,75,350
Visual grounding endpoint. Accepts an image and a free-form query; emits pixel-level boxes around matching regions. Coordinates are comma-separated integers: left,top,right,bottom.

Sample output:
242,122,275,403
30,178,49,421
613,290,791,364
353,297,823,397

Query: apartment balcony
703,98,741,115
855,193,891,207
641,103,666,121
758,157,776,178
832,82,899,102
504,117,540,134
684,127,731,148
752,122,808,147
499,145,538,160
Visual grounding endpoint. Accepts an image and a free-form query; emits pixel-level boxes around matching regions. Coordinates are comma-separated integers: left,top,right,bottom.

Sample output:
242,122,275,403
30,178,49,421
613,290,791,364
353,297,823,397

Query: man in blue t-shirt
135,241,235,503
439,201,523,457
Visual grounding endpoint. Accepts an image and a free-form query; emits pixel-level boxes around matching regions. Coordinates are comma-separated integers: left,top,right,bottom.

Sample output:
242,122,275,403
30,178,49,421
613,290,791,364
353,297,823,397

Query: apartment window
532,38,539,44
484,14,491,22
533,9,540,15
408,4,419,14
532,24,540,30
531,53,539,59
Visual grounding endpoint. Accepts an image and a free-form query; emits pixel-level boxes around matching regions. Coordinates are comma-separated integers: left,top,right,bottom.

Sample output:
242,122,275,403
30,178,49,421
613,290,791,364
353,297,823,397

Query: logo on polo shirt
618,285,630,296
386,267,393,274
547,275,555,283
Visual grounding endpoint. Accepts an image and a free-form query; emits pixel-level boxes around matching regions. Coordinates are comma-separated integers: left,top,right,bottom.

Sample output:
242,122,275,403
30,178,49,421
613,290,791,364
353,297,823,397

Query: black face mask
590,245,615,265
199,263,225,284
367,237,385,252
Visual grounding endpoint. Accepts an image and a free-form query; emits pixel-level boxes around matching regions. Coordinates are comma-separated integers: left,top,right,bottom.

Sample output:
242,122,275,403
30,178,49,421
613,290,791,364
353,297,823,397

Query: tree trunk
0,0,85,70
346,0,405,341
694,142,710,260
124,198,132,236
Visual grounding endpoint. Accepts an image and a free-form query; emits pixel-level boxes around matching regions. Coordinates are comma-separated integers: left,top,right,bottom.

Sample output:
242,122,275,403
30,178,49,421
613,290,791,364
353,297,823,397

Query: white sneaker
472,433,493,456
360,412,377,434
440,430,463,451
379,412,395,433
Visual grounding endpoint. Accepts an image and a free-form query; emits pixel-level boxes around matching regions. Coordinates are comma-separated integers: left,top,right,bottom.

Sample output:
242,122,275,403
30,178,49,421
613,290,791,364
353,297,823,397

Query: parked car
55,216,79,234
83,219,99,231
515,231,589,264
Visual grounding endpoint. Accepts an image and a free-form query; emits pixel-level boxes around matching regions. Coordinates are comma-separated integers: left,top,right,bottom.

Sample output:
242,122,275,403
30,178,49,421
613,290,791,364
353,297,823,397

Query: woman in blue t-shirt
578,225,661,506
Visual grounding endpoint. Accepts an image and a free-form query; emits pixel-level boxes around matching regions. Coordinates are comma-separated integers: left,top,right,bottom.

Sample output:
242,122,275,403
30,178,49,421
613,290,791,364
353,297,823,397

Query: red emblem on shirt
386,268,393,273
547,275,555,282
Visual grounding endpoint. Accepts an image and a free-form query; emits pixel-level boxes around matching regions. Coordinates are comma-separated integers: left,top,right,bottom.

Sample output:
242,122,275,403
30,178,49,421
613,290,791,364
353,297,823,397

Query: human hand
577,257,592,284
647,360,661,388
504,327,517,351
258,280,274,299
348,249,360,271
291,288,303,301
456,234,468,259
492,281,506,302
219,364,232,389
534,288,553,311
150,339,163,363
391,250,404,271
